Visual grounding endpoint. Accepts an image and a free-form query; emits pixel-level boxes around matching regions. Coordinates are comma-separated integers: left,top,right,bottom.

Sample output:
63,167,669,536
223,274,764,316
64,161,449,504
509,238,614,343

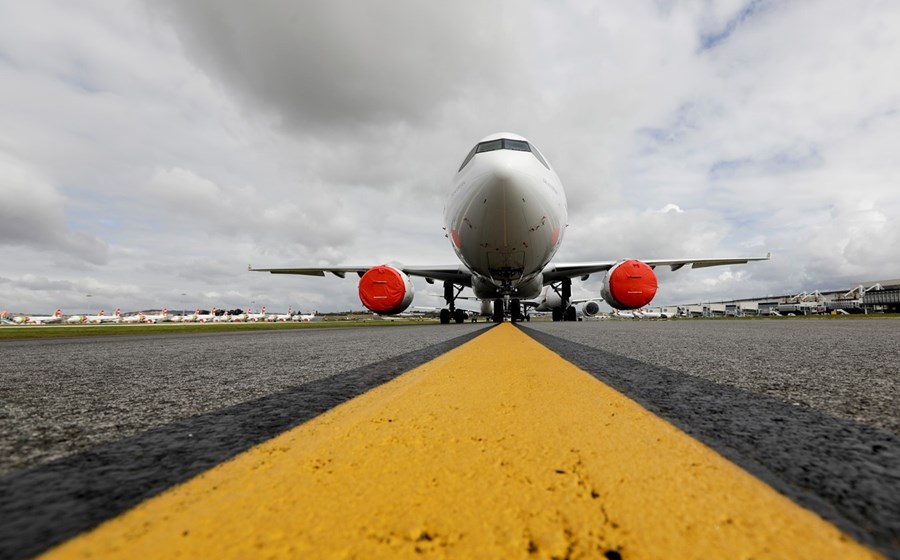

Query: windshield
458,138,550,171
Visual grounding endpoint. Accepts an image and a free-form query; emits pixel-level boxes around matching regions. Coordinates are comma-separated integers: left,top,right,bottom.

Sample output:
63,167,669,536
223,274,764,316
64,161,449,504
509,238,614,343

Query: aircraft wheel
492,299,504,323
552,308,562,322
510,299,521,323
453,309,466,324
564,306,577,322
440,309,451,324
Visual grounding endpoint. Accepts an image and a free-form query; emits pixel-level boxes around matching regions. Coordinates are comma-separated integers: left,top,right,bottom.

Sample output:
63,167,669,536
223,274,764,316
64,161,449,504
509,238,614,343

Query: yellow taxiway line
44,324,880,559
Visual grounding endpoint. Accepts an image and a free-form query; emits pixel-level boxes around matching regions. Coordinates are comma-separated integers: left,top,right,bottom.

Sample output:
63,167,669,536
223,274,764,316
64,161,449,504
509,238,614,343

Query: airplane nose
489,161,515,183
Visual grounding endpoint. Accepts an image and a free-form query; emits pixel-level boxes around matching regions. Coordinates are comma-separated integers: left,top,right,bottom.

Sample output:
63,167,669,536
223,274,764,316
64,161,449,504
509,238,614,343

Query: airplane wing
540,253,771,284
248,264,473,286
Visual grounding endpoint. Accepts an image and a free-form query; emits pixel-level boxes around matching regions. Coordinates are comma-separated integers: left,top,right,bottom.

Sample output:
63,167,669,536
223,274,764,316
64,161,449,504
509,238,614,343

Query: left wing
248,264,473,286
541,253,771,284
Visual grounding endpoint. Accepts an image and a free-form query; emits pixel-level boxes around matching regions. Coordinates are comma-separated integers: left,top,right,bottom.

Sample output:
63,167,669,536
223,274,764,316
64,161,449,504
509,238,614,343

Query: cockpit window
458,138,551,171
458,145,477,172
475,139,503,153
504,139,530,152
530,145,550,169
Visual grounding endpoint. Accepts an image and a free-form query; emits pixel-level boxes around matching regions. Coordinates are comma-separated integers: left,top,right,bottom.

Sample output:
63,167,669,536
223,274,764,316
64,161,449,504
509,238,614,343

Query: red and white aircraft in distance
251,133,769,323
66,309,122,324
3,309,63,325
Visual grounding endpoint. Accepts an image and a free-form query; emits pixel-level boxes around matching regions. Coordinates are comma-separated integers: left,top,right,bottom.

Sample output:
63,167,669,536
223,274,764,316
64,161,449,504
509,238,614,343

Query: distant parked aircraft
7,309,63,325
67,309,121,324
295,310,317,322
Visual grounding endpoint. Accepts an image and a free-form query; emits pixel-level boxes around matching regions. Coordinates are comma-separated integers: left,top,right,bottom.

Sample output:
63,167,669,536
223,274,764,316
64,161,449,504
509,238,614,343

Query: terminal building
648,279,900,318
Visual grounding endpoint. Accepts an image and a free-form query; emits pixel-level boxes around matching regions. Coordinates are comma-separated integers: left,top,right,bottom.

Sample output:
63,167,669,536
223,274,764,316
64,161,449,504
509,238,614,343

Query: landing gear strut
440,281,467,324
551,278,575,322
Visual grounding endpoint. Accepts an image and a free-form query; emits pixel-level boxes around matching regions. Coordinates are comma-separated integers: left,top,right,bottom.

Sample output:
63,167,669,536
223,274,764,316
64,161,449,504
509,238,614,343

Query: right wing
541,253,771,284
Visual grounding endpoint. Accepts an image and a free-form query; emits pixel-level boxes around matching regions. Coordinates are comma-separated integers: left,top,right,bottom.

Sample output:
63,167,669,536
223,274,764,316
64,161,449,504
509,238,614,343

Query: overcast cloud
1,0,899,314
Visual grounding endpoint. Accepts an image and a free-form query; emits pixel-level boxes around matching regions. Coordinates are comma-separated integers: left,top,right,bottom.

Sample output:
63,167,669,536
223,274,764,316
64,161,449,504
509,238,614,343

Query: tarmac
1,319,898,558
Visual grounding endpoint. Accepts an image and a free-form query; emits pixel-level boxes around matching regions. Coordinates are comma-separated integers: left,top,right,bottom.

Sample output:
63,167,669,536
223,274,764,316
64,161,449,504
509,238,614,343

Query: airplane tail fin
55,309,62,317
115,308,121,317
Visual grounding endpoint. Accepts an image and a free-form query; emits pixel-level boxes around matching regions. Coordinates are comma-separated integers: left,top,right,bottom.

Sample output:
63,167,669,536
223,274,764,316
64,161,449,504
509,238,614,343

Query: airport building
649,279,900,317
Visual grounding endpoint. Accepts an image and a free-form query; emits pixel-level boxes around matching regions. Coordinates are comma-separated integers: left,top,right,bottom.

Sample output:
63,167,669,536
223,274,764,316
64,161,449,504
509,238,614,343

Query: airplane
635,308,675,319
141,309,170,324
522,286,602,321
186,308,217,323
67,309,122,324
246,307,268,322
269,307,294,322
222,310,247,322
610,310,637,319
120,312,144,324
250,132,769,323
169,312,189,323
7,309,64,325
293,310,318,322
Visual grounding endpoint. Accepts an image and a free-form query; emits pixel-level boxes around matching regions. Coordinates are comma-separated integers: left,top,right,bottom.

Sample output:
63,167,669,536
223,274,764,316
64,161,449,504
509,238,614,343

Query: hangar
652,279,900,317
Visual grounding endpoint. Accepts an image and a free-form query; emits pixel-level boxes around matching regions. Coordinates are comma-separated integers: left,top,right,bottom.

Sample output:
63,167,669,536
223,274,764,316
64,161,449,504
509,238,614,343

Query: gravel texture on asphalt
522,319,900,559
1,319,898,558
0,324,488,559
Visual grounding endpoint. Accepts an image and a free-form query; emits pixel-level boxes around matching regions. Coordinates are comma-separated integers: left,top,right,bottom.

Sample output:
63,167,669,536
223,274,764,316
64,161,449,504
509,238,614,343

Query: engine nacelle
581,300,601,317
358,265,415,315
600,259,658,310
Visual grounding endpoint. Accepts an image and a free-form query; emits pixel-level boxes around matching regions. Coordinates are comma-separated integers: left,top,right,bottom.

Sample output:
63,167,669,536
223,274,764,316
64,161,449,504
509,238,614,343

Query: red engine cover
603,260,658,310
358,265,414,314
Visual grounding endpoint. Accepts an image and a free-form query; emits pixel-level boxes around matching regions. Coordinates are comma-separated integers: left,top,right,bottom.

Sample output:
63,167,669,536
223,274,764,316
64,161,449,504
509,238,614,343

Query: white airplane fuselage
444,133,567,300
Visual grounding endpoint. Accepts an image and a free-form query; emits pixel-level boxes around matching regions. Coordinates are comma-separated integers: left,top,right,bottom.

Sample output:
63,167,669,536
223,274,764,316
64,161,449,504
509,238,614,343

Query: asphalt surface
523,319,900,558
1,319,898,558
0,324,489,558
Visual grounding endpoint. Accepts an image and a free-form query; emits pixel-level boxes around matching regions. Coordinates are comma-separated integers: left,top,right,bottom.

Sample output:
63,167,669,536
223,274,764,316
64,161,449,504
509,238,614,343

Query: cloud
0,154,108,265
1,0,899,314
148,167,222,213
150,0,528,131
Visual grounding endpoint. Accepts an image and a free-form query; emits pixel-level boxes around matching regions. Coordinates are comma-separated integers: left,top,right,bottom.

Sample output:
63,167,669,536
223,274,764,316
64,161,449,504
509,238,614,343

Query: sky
2,0,899,314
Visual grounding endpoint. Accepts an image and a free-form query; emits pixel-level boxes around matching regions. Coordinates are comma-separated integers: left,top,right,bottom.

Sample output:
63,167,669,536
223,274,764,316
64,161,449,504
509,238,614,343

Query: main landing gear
550,278,577,322
440,282,468,324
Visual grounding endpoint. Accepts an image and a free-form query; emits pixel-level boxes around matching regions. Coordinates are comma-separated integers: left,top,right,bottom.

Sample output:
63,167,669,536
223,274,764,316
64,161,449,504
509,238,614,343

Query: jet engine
358,265,415,315
581,300,601,317
600,259,658,310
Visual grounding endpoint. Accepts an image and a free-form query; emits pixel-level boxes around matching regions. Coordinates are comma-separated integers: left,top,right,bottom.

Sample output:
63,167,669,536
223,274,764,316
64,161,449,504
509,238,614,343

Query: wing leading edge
541,253,771,284
248,264,473,286
249,253,770,288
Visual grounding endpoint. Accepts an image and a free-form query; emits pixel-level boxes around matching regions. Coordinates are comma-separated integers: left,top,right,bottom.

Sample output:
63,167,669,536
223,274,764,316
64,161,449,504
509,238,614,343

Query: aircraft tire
552,308,562,322
453,309,466,324
510,299,521,323
440,309,451,324
492,299,504,323
564,306,577,322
